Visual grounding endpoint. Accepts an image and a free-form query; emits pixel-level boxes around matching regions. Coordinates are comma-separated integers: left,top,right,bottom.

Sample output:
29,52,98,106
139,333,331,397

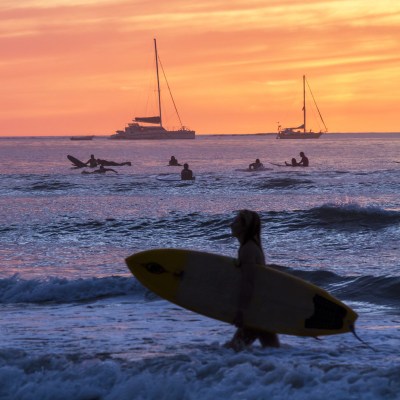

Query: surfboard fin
350,325,377,352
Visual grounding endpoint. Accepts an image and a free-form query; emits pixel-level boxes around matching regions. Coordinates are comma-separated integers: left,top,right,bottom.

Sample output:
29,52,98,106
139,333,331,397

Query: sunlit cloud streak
0,0,400,135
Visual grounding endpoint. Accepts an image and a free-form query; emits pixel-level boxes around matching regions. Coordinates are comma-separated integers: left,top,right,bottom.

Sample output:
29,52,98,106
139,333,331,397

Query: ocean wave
328,275,400,308
29,180,79,191
2,265,397,309
307,203,400,229
12,212,231,242
279,266,400,308
256,177,315,190
0,275,148,304
2,203,399,249
265,203,400,232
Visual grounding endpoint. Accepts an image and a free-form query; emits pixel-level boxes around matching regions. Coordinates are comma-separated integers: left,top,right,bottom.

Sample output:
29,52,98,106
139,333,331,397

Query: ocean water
0,133,399,400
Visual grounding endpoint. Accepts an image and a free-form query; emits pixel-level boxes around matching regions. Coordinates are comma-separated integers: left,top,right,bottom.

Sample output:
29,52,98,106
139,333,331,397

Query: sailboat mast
154,38,162,127
303,75,306,133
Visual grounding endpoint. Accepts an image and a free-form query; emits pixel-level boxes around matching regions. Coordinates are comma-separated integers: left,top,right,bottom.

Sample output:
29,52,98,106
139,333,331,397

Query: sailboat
277,75,327,139
110,39,195,140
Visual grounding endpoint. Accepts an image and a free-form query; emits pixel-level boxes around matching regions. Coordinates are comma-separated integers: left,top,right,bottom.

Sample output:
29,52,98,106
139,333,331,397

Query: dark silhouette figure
298,152,309,167
85,154,98,168
82,165,118,174
169,156,181,166
285,158,299,166
249,159,264,170
181,163,194,180
225,210,280,351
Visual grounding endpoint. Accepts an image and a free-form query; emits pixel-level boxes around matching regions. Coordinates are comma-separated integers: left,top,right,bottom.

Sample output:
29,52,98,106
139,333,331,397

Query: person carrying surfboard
225,209,280,351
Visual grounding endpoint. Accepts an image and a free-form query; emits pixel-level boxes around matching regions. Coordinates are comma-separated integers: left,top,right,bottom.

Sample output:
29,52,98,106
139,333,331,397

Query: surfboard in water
67,155,87,168
126,249,358,337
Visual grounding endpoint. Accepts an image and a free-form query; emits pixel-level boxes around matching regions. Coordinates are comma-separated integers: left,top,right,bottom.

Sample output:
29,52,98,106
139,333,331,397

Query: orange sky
1,0,399,136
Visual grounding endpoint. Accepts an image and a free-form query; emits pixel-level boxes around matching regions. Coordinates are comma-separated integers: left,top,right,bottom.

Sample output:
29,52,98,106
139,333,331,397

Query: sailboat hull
110,129,195,140
277,132,323,139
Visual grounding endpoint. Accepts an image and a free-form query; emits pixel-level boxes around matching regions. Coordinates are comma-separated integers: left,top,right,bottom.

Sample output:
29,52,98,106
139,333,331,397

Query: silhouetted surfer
225,210,280,351
85,154,98,168
298,152,309,167
169,156,181,166
82,165,118,174
285,158,299,166
249,159,264,170
181,163,194,180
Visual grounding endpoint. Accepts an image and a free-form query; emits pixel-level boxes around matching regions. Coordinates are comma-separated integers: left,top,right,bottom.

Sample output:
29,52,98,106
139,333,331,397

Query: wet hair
300,152,304,157
237,209,263,249
184,163,189,168
256,159,260,163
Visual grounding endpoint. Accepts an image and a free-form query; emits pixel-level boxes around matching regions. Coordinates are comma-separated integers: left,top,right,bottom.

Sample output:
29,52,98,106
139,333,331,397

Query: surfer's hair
238,209,263,249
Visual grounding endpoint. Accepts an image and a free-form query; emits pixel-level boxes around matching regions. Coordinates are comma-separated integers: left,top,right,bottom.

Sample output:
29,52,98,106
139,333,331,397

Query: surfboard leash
350,325,377,352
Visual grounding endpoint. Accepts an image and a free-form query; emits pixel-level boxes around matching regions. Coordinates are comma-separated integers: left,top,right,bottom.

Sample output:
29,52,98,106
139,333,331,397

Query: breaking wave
0,275,148,304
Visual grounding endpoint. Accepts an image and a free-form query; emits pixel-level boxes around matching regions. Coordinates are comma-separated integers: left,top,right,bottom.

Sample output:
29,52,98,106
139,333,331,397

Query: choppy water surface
0,134,399,399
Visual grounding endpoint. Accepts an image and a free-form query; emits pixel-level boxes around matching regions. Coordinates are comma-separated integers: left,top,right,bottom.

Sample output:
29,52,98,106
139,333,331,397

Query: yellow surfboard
126,249,358,336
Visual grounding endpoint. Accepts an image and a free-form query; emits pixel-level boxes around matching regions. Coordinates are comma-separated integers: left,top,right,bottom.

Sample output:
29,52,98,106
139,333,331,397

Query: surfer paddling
225,210,280,351
81,165,118,174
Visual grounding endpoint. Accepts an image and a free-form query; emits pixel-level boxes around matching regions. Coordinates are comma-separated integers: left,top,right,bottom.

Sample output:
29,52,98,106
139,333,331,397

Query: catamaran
110,39,195,140
277,75,328,139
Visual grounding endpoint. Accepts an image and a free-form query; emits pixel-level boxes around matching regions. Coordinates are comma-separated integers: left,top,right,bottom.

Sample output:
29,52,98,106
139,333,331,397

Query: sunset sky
1,0,399,136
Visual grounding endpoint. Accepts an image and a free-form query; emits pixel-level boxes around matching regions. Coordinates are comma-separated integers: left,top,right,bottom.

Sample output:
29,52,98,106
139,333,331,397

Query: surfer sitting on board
249,159,264,170
85,154,98,168
181,163,194,180
169,156,181,166
285,158,299,166
298,152,309,167
225,210,280,351
82,165,118,174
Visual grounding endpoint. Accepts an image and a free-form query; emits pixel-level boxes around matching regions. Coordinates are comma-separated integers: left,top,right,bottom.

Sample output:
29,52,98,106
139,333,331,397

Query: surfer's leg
240,328,258,346
258,332,280,348
225,328,257,351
